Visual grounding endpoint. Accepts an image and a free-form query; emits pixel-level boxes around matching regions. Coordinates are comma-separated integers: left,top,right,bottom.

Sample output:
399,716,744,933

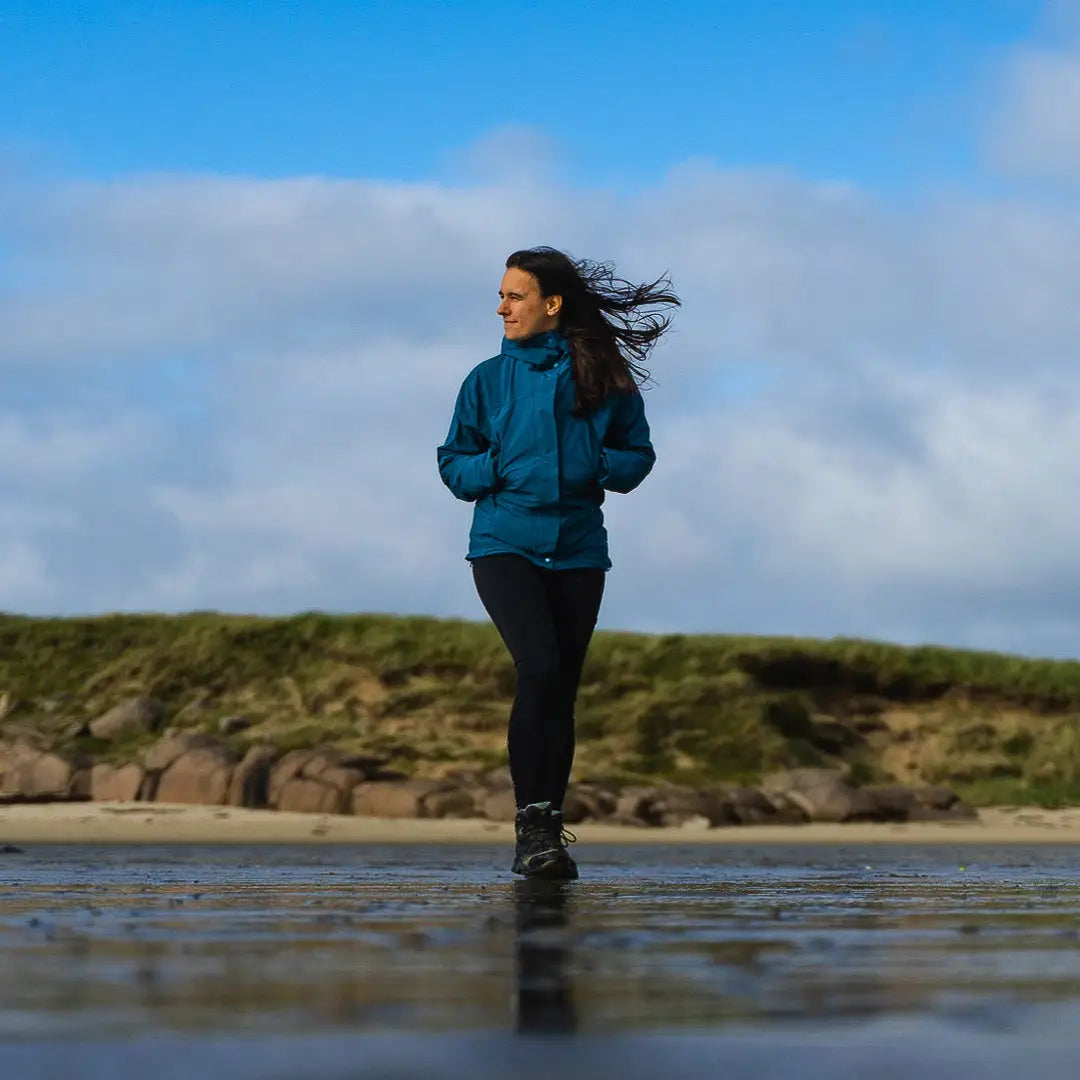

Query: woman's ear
546,294,563,317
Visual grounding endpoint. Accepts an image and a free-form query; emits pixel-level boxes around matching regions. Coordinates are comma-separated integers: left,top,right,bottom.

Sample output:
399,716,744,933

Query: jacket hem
465,545,611,572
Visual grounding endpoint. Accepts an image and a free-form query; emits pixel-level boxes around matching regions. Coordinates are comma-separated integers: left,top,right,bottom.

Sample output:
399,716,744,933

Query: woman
437,246,680,879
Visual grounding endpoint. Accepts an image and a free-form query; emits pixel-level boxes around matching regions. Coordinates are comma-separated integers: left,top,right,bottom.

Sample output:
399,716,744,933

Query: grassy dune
2,611,1080,806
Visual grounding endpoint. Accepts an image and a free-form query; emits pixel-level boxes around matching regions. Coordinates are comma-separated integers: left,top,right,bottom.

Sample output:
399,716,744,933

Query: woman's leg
471,554,562,807
544,568,605,809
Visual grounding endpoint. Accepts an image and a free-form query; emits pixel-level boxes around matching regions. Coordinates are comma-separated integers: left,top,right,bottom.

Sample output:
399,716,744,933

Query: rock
562,783,617,824
859,785,919,822
89,697,163,741
267,749,316,807
68,768,92,800
367,765,409,782
63,720,90,740
0,844,24,854
714,784,803,825
217,715,252,736
285,755,364,812
0,740,32,791
225,745,279,808
692,788,742,827
760,778,966,825
481,788,518,823
266,746,386,808
910,786,977,821
760,768,869,823
351,779,445,818
915,785,963,811
142,731,218,773
156,747,235,805
559,787,593,824
635,786,708,827
277,778,346,815
0,723,45,747
676,814,713,829
481,767,513,791
422,787,476,819
299,747,351,778
29,752,73,798
614,786,653,820
301,746,388,779
608,784,699,827
0,751,74,801
91,763,145,802
0,691,11,721
441,766,482,785
173,698,209,725
319,766,367,794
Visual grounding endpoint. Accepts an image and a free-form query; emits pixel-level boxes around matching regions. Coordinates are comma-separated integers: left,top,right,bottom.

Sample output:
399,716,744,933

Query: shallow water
3,843,1080,1078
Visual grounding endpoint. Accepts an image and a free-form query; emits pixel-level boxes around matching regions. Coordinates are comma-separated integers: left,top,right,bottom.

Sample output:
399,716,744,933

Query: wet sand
1,800,1080,844
4,842,1080,1078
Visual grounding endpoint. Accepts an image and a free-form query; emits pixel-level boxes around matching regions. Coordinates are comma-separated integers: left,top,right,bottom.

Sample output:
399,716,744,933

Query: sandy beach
2,801,1080,845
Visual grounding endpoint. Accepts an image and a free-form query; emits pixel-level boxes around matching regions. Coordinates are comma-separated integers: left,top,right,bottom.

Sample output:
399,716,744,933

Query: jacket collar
501,330,570,370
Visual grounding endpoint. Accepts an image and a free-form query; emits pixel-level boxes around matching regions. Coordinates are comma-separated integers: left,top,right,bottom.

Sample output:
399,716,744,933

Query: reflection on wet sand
3,843,1080,1049
513,880,576,1035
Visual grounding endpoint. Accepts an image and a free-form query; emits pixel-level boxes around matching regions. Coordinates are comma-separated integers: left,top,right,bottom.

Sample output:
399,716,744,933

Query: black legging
471,553,605,810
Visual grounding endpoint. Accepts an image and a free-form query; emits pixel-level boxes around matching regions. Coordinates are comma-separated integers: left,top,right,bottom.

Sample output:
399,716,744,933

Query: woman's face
497,267,561,341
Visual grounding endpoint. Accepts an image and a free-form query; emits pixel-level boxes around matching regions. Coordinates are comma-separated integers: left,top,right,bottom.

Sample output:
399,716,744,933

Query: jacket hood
500,330,570,370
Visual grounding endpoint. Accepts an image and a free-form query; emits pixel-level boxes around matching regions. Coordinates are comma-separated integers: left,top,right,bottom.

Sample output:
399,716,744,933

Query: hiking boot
547,810,579,880
511,804,578,880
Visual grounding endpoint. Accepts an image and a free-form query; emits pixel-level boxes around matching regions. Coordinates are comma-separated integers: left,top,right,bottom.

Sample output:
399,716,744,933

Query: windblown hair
505,246,680,415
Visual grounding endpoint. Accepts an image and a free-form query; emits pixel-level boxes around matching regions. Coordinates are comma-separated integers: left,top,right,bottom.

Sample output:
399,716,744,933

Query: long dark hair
505,246,680,415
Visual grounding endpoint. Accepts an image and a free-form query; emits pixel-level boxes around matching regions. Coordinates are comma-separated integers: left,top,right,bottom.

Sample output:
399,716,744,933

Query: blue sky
0,0,1045,190
6,0,1080,657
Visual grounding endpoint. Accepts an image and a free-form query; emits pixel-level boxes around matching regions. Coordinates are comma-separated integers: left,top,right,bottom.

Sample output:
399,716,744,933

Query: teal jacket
437,331,655,571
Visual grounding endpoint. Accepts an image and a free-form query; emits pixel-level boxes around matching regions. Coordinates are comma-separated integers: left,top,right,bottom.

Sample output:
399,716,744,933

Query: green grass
955,777,1080,809
1,611,1080,800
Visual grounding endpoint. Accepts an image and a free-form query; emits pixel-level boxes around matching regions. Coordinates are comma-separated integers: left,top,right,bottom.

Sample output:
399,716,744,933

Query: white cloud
988,48,1080,182
985,2,1080,186
0,413,154,481
4,137,1080,657
444,123,566,185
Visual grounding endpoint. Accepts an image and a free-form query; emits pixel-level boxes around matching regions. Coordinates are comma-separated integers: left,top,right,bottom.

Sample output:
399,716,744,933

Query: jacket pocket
490,398,538,493
587,412,608,482
491,492,536,552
